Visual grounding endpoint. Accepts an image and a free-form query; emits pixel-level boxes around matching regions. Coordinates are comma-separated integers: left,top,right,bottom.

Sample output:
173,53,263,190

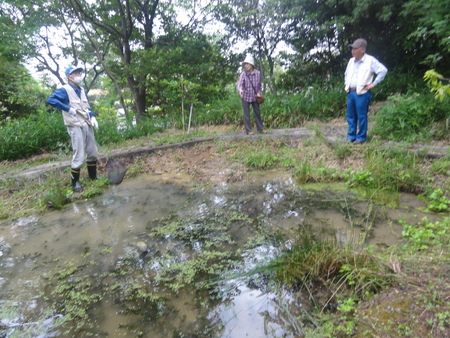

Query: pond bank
4,124,449,180
1,123,450,337
0,172,445,337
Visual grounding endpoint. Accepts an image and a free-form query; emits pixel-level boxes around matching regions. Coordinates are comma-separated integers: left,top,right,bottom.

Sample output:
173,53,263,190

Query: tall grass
372,92,450,142
362,149,424,193
194,82,346,128
269,228,394,302
0,112,68,161
0,112,164,161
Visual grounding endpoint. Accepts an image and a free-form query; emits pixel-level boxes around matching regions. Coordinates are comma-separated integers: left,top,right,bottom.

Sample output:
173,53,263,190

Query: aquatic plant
109,268,165,319
147,208,253,291
270,228,395,306
155,250,235,292
42,260,105,336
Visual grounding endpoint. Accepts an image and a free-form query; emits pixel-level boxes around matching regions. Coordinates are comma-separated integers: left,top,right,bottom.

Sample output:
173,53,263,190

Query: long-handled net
105,158,128,185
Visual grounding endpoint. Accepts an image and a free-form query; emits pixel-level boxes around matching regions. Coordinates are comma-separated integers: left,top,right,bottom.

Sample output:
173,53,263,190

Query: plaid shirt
238,69,262,102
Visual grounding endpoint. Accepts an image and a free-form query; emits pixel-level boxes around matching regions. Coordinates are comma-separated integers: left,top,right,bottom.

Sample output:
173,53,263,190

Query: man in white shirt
344,38,387,143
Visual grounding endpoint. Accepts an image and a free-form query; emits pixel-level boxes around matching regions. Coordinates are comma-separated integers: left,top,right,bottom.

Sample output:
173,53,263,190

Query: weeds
0,170,110,219
41,180,73,210
270,228,394,299
244,152,278,169
401,216,450,250
420,188,450,213
372,92,450,142
431,158,450,175
334,143,354,161
344,148,427,194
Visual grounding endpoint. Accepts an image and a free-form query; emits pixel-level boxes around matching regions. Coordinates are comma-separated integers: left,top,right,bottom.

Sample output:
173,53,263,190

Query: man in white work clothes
47,66,100,191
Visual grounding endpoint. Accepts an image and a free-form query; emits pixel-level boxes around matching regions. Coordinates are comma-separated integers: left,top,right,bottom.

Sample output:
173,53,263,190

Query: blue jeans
346,91,372,142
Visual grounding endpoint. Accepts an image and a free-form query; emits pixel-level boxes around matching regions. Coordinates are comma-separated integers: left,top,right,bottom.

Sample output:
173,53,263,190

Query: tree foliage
0,0,449,122
214,0,298,92
402,0,450,72
424,70,450,102
0,2,47,121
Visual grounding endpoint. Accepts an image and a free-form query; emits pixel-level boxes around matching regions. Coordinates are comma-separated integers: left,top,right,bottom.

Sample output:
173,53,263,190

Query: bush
0,110,165,161
195,91,243,126
195,82,347,129
263,84,346,127
372,92,450,142
374,69,425,101
0,112,68,161
95,116,164,145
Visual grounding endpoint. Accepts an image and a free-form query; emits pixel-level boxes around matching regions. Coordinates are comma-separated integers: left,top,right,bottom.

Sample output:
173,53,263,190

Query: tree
137,32,236,122
402,0,450,72
57,0,227,124
51,0,157,123
0,2,46,121
214,0,298,93
1,0,103,94
285,0,413,78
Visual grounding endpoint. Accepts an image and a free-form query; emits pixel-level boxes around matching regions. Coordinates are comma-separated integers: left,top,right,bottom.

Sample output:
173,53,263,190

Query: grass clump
0,170,110,219
344,148,427,194
271,229,394,299
372,92,450,142
266,228,397,337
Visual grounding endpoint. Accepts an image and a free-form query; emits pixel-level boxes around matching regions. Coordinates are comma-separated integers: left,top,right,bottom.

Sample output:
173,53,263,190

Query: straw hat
241,55,255,67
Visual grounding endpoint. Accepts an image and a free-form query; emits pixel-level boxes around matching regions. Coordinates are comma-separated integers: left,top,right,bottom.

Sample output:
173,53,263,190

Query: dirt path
3,125,449,181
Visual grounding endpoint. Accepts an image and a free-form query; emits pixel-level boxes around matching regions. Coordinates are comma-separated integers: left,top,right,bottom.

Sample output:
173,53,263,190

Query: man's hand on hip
364,83,376,91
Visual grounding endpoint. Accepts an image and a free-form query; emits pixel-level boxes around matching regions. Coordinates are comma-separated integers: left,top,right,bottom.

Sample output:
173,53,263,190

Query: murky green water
0,173,432,337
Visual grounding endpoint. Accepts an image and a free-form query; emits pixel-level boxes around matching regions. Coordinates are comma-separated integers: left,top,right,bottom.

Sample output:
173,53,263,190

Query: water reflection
0,173,431,337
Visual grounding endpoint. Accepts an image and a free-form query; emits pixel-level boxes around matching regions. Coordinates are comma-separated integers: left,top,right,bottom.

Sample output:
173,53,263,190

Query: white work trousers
67,125,98,169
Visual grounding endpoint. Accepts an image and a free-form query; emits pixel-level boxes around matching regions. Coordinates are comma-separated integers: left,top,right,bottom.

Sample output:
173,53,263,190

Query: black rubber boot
71,168,83,192
87,161,100,180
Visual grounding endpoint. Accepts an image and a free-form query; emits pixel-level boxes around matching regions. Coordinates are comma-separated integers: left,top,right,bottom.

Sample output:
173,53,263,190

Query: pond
0,172,432,337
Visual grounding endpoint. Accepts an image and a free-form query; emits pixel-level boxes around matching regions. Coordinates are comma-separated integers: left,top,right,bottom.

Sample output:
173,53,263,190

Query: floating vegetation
1,174,446,337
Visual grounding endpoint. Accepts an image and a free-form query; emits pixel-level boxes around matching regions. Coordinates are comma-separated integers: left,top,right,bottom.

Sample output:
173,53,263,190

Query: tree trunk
133,84,147,124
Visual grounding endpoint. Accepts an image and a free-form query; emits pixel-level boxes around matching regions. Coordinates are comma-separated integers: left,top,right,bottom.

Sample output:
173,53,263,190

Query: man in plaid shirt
238,55,265,135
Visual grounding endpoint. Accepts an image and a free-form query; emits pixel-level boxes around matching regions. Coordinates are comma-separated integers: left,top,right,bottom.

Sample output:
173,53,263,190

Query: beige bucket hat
241,55,255,67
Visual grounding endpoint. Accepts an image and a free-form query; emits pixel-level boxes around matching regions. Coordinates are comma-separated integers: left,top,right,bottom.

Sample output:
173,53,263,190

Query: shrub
95,117,164,145
195,82,347,129
0,112,68,161
372,92,450,142
0,111,164,161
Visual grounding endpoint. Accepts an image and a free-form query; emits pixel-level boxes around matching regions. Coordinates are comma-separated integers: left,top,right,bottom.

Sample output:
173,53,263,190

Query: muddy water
0,173,433,337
